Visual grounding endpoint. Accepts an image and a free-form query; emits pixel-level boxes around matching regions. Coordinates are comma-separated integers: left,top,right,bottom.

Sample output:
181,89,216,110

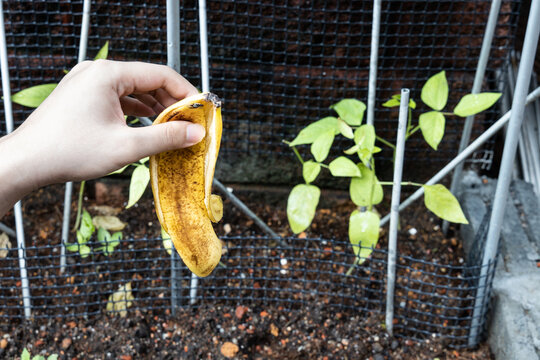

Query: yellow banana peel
149,92,223,277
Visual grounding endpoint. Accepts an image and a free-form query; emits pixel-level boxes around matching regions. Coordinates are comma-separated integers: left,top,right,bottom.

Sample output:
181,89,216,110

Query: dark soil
0,179,493,359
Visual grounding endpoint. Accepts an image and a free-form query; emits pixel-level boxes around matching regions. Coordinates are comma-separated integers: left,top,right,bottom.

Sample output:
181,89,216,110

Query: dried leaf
93,215,126,231
106,282,134,317
0,232,11,258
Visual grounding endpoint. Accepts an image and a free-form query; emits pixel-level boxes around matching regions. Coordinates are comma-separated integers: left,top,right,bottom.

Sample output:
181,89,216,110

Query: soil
0,178,493,359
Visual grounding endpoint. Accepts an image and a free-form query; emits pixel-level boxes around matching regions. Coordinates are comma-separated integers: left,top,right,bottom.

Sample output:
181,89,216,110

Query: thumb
127,121,206,159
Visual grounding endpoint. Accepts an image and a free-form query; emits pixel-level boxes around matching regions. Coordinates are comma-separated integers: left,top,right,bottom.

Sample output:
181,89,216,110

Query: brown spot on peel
149,92,223,277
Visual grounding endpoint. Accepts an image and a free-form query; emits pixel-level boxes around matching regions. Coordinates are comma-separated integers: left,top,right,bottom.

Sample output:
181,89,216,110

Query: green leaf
302,160,321,184
79,209,95,241
48,354,59,360
287,184,320,234
32,355,45,360
22,348,31,360
97,227,110,243
384,95,416,109
11,83,57,108
344,144,360,155
350,164,383,206
337,118,354,139
349,210,380,263
330,99,366,126
329,156,362,177
66,243,80,253
139,157,149,164
108,164,129,175
421,71,448,111
419,111,445,150
423,184,468,224
79,245,92,258
310,129,334,162
289,117,339,146
453,93,502,117
354,125,376,166
126,165,150,208
94,41,109,60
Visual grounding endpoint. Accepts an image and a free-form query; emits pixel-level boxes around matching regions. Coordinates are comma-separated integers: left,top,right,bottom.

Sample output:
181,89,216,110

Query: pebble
0,338,7,349
61,337,72,349
372,343,383,352
374,354,385,360
408,228,418,236
391,340,399,350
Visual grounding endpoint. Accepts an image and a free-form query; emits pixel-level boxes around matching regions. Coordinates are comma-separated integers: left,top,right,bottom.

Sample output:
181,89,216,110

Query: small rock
0,338,7,349
119,356,132,360
223,223,232,235
391,340,399,350
235,305,248,320
374,354,385,360
372,342,383,352
220,342,239,358
61,337,72,349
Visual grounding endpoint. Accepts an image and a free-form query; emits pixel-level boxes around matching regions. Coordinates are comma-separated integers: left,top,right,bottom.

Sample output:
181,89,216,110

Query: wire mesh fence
0,235,496,348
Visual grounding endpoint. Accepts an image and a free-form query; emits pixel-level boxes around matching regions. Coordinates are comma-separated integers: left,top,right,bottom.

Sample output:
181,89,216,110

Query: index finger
101,60,199,100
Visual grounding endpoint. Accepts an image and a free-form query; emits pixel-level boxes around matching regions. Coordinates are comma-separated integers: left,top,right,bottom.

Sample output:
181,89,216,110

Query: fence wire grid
0,0,520,349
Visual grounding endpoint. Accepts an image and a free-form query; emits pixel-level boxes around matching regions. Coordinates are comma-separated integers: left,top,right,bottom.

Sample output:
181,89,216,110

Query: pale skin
0,60,205,218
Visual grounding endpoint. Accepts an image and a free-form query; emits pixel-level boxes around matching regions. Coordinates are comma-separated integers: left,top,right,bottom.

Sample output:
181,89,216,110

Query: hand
0,60,203,216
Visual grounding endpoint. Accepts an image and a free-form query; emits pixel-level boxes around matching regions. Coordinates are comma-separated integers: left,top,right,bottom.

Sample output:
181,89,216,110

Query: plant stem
407,125,421,138
375,135,396,150
319,163,329,169
379,181,423,187
71,180,86,232
346,258,360,276
291,146,304,165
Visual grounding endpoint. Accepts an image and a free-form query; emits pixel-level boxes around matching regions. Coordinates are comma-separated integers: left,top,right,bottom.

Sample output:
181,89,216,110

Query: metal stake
0,222,15,237
366,0,382,126
0,0,32,319
379,86,540,228
468,0,540,346
444,0,502,234
60,0,92,273
166,0,182,315
385,89,409,336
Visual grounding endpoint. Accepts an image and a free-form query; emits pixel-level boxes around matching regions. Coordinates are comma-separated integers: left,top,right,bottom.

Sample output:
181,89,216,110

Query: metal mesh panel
0,236,496,348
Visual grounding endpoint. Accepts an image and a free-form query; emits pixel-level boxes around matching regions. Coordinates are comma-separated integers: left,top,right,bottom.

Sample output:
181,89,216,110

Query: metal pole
444,0,502,234
379,87,540,227
469,0,540,346
366,0,381,126
0,222,15,237
166,0,182,314
60,0,92,273
0,0,32,319
385,89,409,336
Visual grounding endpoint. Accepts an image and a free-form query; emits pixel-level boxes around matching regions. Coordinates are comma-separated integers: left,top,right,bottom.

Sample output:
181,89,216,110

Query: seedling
286,71,501,267
20,348,58,360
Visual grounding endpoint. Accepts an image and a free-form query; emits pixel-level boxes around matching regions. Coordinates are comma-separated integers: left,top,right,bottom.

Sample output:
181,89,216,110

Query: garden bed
0,179,494,359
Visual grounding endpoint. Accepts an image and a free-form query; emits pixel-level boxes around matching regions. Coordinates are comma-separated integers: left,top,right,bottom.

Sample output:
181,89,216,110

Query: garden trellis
0,0,538,349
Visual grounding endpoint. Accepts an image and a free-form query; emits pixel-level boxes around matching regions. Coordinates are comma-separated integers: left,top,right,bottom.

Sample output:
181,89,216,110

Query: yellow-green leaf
350,164,383,206
421,71,448,111
126,165,150,208
349,210,380,264
302,160,321,184
310,129,334,162
423,184,468,224
287,184,320,234
419,111,445,150
330,99,366,126
329,156,361,177
453,93,502,117
94,41,109,60
289,117,339,146
11,83,57,108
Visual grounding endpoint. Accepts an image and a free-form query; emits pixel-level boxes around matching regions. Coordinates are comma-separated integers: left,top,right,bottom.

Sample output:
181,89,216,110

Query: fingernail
185,123,206,146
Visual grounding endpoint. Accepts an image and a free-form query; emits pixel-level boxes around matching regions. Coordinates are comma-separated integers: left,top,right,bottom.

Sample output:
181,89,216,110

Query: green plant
66,209,122,257
285,71,501,267
20,348,58,360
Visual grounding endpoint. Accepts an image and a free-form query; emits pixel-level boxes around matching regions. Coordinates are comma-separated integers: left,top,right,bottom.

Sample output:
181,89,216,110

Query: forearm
0,133,39,218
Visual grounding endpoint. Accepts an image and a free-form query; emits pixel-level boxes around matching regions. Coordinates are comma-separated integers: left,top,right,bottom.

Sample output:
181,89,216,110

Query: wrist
0,133,41,216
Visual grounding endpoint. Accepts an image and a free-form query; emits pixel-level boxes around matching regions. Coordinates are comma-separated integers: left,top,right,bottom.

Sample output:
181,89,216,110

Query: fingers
123,121,206,161
98,60,199,100
119,96,155,117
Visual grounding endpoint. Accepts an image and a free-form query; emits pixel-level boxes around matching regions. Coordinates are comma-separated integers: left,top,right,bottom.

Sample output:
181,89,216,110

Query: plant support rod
0,0,32,319
60,0,92,274
366,0,382,126
385,89,409,336
469,0,540,346
444,0,502,234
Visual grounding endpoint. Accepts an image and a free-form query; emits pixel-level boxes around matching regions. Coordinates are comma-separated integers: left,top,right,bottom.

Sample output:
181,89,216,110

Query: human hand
0,60,203,215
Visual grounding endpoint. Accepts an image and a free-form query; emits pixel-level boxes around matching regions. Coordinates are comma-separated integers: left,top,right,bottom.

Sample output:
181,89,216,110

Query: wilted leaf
92,215,126,231
423,184,468,224
126,165,150,208
106,282,134,317
11,84,57,108
302,160,321,184
287,184,320,234
453,93,502,117
329,156,361,177
289,117,339,146
419,111,445,150
349,210,380,264
350,164,383,206
0,232,11,258
310,129,334,162
330,99,366,125
421,71,448,111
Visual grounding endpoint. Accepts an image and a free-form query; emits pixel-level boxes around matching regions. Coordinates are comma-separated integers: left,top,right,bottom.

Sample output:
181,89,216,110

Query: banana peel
149,92,223,277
